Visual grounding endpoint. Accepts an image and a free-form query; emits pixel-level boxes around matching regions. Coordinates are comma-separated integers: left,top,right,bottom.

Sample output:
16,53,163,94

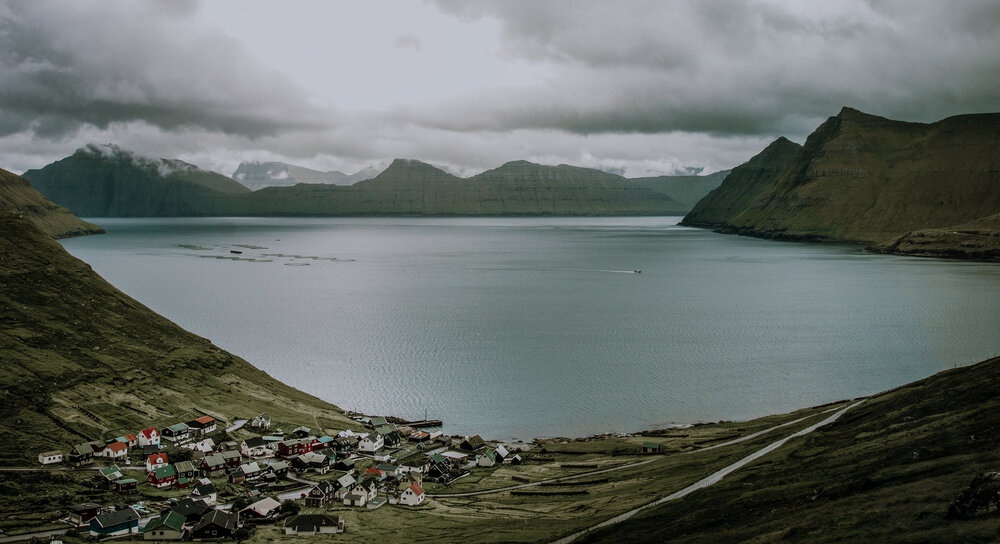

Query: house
186,438,216,453
364,466,385,481
90,507,140,537
147,465,178,488
230,462,267,484
266,459,291,478
38,450,63,465
283,514,345,535
191,509,240,540
495,444,511,462
241,437,270,458
442,451,470,466
137,427,160,447
161,423,191,443
461,435,487,452
249,413,271,431
220,449,243,469
104,441,129,459
87,440,108,457
277,437,315,458
146,452,169,472
399,481,425,506
292,426,311,438
357,432,384,454
68,443,95,466
334,455,357,471
241,497,281,520
477,448,497,468
122,433,138,447
141,510,186,541
66,502,101,526
191,481,218,506
97,465,125,487
169,497,211,524
333,474,357,499
304,481,336,508
114,478,138,492
292,452,331,474
368,416,388,428
377,462,402,478
174,460,198,481
642,441,662,454
218,440,240,452
186,415,217,436
199,453,227,478
344,478,377,507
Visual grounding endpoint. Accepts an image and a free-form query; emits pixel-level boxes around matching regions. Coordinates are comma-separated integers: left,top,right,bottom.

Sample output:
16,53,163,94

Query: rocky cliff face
683,108,1000,248
0,168,102,238
23,144,249,217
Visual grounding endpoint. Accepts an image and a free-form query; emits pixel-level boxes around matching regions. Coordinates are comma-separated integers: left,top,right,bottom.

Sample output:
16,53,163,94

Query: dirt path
549,400,864,544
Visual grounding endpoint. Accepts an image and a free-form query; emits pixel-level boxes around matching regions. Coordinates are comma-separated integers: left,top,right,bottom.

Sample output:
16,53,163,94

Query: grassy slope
0,210,355,464
579,356,1000,543
684,108,1000,246
0,168,103,239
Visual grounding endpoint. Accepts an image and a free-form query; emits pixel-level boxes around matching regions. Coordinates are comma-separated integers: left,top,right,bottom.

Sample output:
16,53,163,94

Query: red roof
365,467,382,476
408,482,424,495
108,442,128,452
193,415,215,425
147,453,168,464
139,427,157,438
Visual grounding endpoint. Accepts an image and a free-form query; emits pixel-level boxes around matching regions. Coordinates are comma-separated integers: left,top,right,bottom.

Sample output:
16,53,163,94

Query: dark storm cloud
428,0,1000,137
0,0,328,140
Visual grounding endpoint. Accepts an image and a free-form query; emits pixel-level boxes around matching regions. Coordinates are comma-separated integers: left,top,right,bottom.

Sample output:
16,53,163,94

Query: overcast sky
2,0,998,178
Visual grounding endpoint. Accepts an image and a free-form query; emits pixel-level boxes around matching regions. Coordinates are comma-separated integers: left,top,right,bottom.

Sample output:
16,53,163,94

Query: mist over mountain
23,144,249,217
683,108,1000,259
232,161,383,190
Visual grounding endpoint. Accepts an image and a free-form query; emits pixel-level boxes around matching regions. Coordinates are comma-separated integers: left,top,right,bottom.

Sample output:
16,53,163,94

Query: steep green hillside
683,108,1000,247
22,144,248,216
0,207,354,465
0,168,102,239
630,169,729,211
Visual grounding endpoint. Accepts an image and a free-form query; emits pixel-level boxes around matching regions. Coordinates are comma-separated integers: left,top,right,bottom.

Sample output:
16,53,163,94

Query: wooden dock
403,419,443,428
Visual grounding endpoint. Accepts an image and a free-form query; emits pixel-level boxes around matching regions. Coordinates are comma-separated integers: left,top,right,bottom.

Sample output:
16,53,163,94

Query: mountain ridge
25,150,720,217
682,107,1000,255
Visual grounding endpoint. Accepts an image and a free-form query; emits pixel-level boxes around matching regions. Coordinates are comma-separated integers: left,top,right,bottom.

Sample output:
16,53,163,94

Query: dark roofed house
305,481,336,508
90,507,140,537
191,509,240,540
142,510,186,541
68,443,95,466
200,453,227,477
66,502,101,526
460,435,486,452
169,497,211,524
284,514,345,535
161,423,191,443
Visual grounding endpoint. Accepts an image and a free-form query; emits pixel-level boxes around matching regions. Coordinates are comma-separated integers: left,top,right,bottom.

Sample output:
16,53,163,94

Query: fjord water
61,217,1000,440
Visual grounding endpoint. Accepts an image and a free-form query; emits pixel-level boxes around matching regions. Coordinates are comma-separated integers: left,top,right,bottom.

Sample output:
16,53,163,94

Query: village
30,411,547,540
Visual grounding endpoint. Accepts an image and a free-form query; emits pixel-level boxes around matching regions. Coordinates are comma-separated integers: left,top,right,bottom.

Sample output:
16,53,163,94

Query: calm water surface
61,217,1000,440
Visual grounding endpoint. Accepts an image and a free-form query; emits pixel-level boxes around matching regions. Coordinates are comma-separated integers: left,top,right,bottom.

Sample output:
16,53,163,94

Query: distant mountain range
232,161,383,190
23,147,727,217
682,108,1000,260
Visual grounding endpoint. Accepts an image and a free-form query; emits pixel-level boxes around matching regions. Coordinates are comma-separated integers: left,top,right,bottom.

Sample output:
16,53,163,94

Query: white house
146,452,169,473
137,427,160,447
104,441,129,459
399,482,425,506
38,451,63,465
357,432,384,454
477,448,497,468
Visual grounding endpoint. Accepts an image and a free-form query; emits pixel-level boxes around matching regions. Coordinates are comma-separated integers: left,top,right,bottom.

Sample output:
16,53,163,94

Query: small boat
230,250,242,254
634,269,642,274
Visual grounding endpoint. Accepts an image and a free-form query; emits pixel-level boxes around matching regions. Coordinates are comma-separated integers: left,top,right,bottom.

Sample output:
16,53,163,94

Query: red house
147,465,178,488
277,438,316,458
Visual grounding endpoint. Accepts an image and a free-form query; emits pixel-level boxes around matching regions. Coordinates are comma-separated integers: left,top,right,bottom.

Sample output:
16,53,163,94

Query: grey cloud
0,1,330,140
427,0,1000,138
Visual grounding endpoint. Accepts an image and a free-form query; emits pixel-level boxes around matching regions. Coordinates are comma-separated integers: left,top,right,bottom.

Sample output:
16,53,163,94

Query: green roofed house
142,510,186,540
642,442,662,454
